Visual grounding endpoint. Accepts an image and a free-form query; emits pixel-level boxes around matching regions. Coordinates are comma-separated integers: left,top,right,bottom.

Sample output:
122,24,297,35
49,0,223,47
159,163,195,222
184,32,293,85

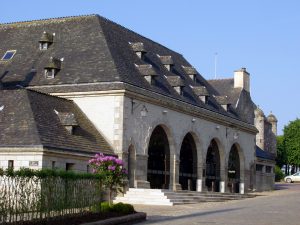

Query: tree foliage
283,118,300,167
276,135,287,168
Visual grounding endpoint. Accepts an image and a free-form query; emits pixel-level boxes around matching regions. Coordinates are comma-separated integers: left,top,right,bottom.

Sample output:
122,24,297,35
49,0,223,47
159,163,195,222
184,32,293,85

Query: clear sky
1,0,299,134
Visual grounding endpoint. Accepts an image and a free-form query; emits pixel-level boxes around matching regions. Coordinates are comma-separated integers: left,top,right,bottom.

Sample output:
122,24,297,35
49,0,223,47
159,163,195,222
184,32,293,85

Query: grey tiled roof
256,146,276,161
208,79,240,106
214,95,229,105
182,66,197,75
0,89,113,155
135,64,157,76
158,55,174,65
130,42,146,52
0,14,248,122
166,76,185,87
208,78,256,123
191,86,209,96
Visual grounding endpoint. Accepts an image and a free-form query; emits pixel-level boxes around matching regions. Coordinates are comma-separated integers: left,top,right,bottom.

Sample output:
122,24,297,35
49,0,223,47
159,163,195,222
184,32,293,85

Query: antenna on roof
214,52,218,79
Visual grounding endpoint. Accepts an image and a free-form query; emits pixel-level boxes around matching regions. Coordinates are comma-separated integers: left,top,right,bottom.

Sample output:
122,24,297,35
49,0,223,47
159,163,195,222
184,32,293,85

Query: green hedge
0,167,103,180
92,202,135,214
0,168,103,224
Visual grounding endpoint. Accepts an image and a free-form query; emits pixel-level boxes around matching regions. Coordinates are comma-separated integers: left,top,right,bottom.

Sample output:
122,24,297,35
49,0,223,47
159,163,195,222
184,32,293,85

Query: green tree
276,135,287,168
283,118,300,172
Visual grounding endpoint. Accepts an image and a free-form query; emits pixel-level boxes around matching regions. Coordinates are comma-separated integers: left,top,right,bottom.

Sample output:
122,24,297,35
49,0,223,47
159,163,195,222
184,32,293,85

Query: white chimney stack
234,68,250,92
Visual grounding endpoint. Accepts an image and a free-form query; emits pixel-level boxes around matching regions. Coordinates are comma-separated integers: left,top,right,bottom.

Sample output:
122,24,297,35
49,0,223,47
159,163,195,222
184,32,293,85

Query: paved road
135,183,300,225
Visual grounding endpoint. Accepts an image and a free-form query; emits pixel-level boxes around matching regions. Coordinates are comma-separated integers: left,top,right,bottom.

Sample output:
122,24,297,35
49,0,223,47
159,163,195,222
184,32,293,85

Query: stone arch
179,132,198,190
147,125,173,189
127,145,136,188
226,143,245,193
205,138,225,192
178,131,204,167
144,123,176,157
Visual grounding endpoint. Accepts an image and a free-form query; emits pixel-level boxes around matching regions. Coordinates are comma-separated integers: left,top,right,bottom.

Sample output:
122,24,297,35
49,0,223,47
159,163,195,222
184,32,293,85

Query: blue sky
1,0,299,134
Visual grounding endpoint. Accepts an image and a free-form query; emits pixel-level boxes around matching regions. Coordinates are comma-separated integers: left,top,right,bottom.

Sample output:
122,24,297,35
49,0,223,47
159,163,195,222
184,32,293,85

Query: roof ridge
24,89,43,146
26,88,74,103
96,15,184,57
207,78,233,81
0,14,98,27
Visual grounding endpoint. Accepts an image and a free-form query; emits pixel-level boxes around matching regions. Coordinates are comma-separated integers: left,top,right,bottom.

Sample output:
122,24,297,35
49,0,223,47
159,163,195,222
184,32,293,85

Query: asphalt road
135,183,300,225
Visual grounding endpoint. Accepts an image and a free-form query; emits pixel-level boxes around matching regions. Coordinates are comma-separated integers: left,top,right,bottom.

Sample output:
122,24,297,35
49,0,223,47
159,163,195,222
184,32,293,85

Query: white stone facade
55,90,260,193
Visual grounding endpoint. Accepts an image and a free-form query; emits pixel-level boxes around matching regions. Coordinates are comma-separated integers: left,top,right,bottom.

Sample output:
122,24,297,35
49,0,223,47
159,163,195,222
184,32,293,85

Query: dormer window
54,110,78,134
158,55,174,71
44,57,61,79
191,86,209,104
215,96,231,111
1,50,16,61
39,31,54,50
130,42,146,60
182,66,197,82
166,76,185,95
135,64,157,85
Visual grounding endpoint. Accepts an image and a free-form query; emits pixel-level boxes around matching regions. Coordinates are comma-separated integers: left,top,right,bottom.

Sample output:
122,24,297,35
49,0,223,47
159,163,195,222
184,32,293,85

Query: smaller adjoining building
209,68,277,191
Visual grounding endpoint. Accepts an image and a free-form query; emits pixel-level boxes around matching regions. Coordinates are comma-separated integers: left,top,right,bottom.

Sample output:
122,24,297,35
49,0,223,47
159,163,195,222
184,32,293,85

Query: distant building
0,15,276,193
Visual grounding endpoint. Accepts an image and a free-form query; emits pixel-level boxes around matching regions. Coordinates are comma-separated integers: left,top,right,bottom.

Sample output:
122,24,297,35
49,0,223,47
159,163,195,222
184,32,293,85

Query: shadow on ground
141,207,243,224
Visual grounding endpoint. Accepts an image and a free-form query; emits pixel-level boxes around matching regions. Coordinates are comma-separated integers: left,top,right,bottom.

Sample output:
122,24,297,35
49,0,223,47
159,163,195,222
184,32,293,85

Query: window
266,166,272,173
8,160,14,170
52,161,56,169
45,69,55,79
256,164,264,172
1,50,16,61
66,163,75,171
40,43,48,50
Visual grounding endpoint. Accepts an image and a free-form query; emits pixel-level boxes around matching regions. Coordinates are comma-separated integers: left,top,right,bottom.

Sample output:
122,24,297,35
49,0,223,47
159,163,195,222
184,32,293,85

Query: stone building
0,15,276,193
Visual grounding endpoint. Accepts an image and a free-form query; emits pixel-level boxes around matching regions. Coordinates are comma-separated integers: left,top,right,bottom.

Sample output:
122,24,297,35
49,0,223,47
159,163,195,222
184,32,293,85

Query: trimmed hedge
0,168,103,224
92,202,135,214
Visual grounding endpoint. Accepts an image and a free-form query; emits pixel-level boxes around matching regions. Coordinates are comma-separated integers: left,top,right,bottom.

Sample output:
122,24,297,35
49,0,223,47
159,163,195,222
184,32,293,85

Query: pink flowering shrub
89,153,127,204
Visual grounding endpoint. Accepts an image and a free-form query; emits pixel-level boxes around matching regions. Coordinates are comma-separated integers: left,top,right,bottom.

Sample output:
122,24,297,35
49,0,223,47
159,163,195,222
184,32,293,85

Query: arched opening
205,139,221,192
128,145,136,188
179,133,197,191
227,144,240,193
147,126,170,189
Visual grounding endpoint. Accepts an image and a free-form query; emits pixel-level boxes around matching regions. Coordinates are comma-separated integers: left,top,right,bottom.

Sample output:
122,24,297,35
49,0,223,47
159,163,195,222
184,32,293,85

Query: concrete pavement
134,183,300,225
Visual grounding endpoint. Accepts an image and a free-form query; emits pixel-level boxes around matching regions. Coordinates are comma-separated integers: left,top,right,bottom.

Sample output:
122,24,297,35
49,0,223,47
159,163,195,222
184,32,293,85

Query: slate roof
256,146,276,161
208,79,241,106
0,14,250,123
208,78,257,123
0,89,113,155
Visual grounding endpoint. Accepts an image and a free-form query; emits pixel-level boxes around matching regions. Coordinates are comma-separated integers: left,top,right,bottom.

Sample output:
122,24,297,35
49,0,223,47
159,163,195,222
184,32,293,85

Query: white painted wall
70,95,124,152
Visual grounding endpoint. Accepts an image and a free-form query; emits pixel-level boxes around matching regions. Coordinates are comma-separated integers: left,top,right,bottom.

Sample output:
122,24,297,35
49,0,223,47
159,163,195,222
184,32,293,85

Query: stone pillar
219,168,226,193
169,154,181,191
196,165,203,192
239,182,245,194
220,181,225,193
135,154,150,189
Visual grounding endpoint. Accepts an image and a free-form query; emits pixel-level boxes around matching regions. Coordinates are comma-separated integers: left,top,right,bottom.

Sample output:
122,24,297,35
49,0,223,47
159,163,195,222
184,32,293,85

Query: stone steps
113,188,256,206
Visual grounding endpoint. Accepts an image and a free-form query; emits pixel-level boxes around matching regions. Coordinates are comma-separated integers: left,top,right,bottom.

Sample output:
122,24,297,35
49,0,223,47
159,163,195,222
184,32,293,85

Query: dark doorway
227,145,240,193
205,140,221,192
147,126,170,189
179,133,197,191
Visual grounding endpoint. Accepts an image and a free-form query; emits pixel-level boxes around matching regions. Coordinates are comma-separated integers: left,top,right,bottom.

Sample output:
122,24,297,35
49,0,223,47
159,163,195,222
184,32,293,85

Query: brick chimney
234,68,250,92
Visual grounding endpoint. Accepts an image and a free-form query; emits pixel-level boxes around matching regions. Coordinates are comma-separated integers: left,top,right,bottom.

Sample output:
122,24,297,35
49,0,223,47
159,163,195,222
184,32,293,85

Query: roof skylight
1,50,16,61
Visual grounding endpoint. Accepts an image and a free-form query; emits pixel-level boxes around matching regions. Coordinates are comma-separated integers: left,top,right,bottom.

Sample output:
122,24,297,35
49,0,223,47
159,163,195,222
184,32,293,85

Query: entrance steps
114,188,256,206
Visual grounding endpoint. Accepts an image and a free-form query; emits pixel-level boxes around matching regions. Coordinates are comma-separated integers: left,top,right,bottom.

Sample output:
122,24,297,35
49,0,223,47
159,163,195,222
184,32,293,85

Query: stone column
135,154,150,189
239,182,245,194
196,165,203,192
219,168,226,193
169,154,181,191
